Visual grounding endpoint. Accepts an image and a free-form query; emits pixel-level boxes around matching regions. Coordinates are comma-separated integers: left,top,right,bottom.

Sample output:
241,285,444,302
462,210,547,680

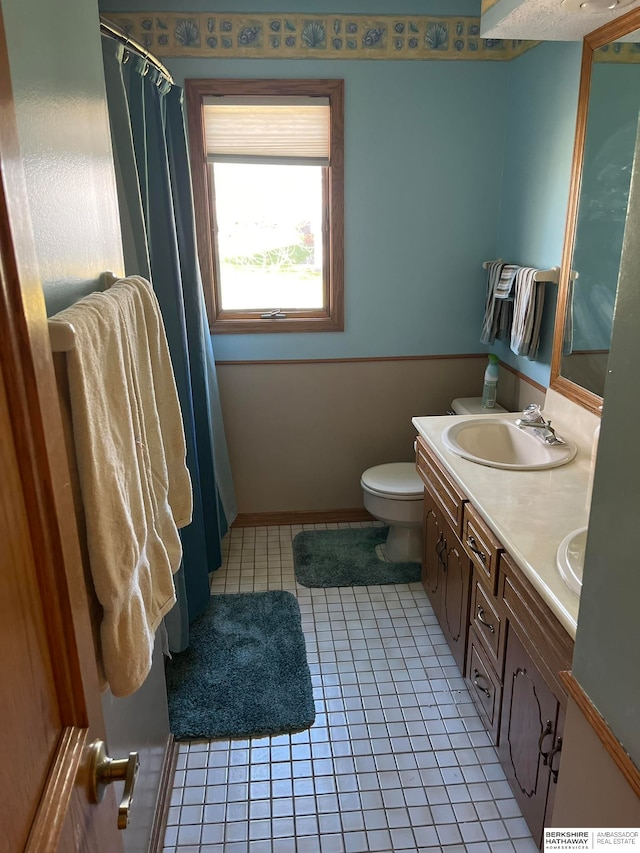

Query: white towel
112,276,193,530
50,276,192,697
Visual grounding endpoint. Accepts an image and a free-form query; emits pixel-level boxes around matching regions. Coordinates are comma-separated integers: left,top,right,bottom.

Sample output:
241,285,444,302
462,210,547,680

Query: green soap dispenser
481,354,499,409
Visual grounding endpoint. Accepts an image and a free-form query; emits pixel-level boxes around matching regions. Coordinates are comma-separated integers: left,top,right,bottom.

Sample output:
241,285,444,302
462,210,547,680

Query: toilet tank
450,396,507,415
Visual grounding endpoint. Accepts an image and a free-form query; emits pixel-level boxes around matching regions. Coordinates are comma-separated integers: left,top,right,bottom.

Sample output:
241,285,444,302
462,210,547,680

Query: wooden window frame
185,78,344,334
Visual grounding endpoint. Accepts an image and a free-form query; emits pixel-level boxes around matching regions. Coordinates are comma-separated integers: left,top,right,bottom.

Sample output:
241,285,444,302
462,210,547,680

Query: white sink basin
556,526,588,597
441,418,577,470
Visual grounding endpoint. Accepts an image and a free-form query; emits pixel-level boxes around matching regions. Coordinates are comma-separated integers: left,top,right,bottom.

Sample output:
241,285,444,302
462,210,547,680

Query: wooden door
422,491,444,608
440,523,472,672
499,627,559,848
0,12,124,851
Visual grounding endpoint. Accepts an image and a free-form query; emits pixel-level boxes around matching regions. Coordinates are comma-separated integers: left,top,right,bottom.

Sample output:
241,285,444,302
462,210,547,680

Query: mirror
551,9,640,414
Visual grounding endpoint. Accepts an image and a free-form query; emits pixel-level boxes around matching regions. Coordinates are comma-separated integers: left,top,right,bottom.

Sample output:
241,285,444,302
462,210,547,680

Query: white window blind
203,96,330,166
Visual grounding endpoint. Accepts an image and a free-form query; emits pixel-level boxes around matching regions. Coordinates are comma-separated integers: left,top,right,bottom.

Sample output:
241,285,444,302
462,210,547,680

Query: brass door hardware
88,739,139,830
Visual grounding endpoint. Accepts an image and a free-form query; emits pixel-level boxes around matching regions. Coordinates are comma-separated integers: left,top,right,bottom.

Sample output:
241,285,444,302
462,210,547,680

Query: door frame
0,8,123,851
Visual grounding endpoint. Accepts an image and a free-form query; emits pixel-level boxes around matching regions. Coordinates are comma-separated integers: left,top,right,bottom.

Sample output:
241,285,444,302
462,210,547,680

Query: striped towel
480,262,519,345
495,264,519,300
480,262,504,345
510,267,545,358
495,263,518,343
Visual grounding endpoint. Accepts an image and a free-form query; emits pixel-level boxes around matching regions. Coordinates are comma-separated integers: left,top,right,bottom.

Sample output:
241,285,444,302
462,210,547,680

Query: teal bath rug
165,591,315,740
293,526,421,588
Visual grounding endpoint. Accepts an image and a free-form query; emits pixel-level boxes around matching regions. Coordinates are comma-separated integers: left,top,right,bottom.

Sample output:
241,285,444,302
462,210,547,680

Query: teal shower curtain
101,39,236,651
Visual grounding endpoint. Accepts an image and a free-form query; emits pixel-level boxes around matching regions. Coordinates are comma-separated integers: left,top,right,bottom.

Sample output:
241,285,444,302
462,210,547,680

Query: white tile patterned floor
162,523,537,853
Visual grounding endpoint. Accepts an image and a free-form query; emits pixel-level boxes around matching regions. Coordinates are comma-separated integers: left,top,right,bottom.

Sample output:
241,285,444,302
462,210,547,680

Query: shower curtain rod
100,16,174,85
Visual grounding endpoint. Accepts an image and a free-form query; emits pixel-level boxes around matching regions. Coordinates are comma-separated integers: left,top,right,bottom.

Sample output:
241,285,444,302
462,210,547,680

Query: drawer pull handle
472,668,491,698
476,605,495,633
538,720,553,763
467,536,487,564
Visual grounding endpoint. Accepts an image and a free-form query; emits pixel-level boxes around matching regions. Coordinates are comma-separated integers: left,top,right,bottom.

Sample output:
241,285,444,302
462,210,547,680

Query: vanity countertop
412,412,590,639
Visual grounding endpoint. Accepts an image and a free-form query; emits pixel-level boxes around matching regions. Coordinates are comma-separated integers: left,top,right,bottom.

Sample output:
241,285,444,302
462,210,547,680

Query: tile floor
163,523,537,853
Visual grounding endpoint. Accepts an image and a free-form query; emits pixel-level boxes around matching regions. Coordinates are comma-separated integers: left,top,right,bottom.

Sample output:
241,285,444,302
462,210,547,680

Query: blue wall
99,0,583,376
159,55,508,362
101,0,482,15
493,40,582,386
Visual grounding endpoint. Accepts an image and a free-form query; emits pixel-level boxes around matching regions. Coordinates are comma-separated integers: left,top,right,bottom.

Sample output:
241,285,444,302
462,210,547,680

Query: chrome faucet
515,404,565,446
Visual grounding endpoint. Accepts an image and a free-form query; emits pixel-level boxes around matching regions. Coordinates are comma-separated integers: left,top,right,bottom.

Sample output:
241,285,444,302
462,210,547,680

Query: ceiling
481,0,640,40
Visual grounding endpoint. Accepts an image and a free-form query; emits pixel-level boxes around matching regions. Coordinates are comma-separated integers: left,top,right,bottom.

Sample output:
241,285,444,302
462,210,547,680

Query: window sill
210,315,344,334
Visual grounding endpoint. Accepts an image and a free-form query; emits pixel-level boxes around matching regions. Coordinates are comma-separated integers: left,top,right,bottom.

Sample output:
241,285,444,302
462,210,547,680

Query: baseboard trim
560,671,640,800
216,353,487,367
149,734,179,853
233,508,375,527
500,361,549,394
501,361,547,394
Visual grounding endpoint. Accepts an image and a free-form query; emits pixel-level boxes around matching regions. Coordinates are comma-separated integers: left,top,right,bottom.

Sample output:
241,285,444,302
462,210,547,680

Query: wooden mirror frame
551,6,640,416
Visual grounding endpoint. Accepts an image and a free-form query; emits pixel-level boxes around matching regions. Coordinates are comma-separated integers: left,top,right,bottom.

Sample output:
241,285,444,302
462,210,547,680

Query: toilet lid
361,463,423,498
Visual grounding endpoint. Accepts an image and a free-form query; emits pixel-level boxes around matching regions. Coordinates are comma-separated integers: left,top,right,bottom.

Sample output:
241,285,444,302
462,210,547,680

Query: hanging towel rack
482,260,578,283
48,271,119,352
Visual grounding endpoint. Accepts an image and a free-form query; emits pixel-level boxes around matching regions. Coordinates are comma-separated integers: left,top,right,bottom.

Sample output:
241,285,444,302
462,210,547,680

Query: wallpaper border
107,13,541,61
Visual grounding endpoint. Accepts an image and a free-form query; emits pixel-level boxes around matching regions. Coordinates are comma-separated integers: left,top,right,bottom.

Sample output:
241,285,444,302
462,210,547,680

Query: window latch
260,309,287,319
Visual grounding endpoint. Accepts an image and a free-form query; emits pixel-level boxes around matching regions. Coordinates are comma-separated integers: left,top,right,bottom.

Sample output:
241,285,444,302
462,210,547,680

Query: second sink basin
556,526,588,597
442,418,576,470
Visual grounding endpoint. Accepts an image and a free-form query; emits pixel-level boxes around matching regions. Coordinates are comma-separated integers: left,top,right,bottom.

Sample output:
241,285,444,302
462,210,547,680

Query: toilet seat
361,463,423,501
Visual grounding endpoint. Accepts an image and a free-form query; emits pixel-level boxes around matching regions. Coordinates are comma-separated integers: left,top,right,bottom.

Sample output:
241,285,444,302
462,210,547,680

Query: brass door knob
88,739,140,830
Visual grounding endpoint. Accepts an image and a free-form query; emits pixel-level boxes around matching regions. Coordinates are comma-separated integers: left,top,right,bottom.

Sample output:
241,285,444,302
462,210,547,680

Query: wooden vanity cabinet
415,434,575,849
416,438,573,845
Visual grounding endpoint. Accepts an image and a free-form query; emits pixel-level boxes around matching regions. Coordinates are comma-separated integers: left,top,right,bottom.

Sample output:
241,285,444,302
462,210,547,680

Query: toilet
361,463,424,563
362,397,508,564
448,397,507,417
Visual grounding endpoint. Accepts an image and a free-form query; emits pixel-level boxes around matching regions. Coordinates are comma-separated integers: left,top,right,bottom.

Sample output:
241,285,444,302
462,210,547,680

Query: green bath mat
293,526,421,587
165,591,315,740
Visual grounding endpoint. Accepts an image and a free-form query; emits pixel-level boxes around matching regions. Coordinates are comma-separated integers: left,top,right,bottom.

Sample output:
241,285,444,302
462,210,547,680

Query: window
185,79,344,333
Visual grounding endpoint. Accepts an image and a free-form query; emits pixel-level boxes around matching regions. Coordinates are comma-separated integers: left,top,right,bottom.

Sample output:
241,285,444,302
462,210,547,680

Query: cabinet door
440,521,472,672
499,628,560,848
422,490,445,610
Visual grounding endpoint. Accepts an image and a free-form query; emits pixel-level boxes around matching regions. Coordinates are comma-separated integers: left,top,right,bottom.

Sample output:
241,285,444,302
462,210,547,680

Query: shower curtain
101,38,237,651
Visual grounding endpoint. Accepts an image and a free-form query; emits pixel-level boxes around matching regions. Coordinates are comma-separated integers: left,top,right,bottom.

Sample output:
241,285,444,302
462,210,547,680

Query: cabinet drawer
466,628,502,743
416,436,467,535
462,503,503,594
470,573,505,673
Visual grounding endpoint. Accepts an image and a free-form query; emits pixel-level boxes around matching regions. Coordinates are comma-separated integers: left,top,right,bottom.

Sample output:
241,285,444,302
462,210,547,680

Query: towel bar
482,260,578,283
48,271,120,352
